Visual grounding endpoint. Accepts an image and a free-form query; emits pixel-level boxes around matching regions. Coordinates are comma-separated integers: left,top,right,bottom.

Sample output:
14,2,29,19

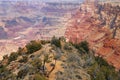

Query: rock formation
65,0,120,70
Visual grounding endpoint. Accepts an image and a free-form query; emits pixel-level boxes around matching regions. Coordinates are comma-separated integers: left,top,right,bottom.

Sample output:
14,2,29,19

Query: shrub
17,68,29,79
88,56,120,80
34,74,46,80
51,36,61,48
8,52,18,63
31,58,42,70
4,74,17,80
0,65,6,73
64,43,72,50
26,40,42,54
95,57,112,67
75,41,89,53
0,69,12,79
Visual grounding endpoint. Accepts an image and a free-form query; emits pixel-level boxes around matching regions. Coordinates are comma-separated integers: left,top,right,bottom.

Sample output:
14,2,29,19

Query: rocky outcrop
99,39,120,70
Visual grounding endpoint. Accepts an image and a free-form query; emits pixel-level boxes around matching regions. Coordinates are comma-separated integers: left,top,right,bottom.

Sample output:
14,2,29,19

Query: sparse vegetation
51,36,61,48
0,39,120,80
0,65,6,73
26,40,42,54
41,40,50,45
8,52,18,63
17,68,29,79
64,43,72,50
88,56,120,80
31,58,42,70
74,41,89,53
1,1,120,80
34,74,47,80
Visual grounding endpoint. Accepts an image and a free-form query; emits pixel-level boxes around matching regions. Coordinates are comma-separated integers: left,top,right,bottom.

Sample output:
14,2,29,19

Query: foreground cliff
0,38,120,80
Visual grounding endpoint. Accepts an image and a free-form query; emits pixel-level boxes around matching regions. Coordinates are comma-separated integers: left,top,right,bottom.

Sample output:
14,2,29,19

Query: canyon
0,0,120,80
65,0,120,70
0,0,120,70
0,1,80,59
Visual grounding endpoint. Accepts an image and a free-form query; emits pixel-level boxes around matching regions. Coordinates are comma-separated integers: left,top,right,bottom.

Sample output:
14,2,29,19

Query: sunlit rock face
65,1,120,70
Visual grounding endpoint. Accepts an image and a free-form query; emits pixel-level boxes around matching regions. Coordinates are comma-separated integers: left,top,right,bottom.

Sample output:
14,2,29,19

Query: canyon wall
65,1,120,70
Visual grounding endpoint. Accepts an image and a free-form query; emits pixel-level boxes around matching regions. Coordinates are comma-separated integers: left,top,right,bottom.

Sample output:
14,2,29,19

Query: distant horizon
0,0,84,3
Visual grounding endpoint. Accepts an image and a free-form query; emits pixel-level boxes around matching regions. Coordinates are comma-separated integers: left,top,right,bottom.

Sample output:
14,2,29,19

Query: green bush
34,74,46,80
8,52,18,63
0,65,6,73
95,57,112,67
51,36,61,48
64,43,72,50
88,56,120,80
17,68,28,79
31,58,42,70
26,40,42,54
3,55,8,59
75,41,89,53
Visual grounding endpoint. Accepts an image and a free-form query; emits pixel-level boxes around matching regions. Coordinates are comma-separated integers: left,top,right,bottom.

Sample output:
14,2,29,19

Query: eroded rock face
98,39,120,70
65,1,120,70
